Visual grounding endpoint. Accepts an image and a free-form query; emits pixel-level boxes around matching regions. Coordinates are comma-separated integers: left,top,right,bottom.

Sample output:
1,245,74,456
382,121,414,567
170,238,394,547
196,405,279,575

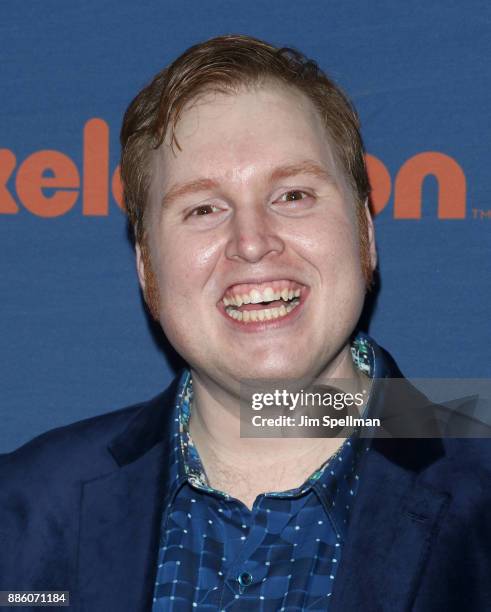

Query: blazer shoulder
0,388,171,486
440,437,491,480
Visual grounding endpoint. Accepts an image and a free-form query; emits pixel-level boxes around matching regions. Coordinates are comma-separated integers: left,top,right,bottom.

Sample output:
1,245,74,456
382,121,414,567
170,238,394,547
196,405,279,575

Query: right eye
189,204,221,216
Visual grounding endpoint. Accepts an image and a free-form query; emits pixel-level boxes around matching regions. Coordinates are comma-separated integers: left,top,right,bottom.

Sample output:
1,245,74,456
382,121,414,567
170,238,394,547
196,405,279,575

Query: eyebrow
161,178,220,209
269,160,334,184
160,160,334,209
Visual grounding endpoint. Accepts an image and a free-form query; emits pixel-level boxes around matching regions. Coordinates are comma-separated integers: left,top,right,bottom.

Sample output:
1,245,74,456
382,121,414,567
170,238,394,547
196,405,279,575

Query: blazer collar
329,335,449,611
107,374,182,468
329,437,450,612
77,375,185,611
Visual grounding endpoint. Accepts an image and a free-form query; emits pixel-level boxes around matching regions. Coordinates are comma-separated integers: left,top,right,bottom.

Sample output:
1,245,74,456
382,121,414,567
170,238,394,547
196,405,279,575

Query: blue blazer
1,353,490,611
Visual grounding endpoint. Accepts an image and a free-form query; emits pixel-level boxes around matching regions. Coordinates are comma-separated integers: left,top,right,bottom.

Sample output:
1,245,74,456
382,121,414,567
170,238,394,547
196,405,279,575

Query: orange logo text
0,118,467,219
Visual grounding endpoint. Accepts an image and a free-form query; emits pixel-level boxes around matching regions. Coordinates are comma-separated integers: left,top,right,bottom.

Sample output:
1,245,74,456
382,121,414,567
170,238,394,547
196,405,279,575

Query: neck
188,344,369,484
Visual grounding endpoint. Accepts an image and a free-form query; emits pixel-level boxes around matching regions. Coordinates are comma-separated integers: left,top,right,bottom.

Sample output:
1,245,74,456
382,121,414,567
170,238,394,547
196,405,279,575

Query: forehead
150,82,348,195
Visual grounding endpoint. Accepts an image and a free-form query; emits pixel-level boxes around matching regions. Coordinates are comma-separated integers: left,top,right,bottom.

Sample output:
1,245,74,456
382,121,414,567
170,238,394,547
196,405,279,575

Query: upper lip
219,275,309,301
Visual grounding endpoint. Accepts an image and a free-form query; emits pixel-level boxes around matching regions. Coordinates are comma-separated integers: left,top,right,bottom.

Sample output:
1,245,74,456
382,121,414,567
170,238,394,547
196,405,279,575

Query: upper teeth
223,287,301,307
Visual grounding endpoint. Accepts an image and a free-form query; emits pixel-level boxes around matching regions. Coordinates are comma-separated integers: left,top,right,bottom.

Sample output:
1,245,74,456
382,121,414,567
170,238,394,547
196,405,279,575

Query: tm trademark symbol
472,208,491,220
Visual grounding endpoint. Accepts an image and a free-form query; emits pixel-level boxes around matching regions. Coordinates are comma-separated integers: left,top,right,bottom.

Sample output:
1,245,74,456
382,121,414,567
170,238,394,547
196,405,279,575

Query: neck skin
188,342,370,503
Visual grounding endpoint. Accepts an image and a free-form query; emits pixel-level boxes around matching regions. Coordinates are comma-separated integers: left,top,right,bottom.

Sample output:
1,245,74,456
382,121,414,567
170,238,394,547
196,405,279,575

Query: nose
225,203,285,263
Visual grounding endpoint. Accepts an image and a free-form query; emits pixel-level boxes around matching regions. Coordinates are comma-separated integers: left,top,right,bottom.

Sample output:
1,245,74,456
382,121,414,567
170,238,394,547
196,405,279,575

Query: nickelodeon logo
0,118,467,219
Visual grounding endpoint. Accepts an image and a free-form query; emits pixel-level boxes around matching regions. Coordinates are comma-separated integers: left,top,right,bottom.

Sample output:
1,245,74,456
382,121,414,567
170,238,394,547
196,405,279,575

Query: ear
364,199,377,272
135,243,147,293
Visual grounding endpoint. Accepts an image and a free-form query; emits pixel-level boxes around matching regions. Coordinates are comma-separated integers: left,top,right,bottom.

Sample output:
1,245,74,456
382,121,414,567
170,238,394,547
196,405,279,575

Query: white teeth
224,284,304,307
249,289,263,304
224,298,301,324
263,287,275,301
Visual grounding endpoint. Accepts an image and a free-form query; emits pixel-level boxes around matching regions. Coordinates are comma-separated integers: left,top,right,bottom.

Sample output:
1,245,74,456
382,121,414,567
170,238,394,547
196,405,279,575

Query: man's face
137,82,376,392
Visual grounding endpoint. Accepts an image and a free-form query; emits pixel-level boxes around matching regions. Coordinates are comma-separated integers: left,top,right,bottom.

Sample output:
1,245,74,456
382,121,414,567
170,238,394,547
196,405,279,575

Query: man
0,35,489,611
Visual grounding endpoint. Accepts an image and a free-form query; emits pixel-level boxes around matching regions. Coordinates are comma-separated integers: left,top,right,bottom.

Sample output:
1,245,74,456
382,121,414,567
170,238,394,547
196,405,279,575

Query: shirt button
237,572,253,587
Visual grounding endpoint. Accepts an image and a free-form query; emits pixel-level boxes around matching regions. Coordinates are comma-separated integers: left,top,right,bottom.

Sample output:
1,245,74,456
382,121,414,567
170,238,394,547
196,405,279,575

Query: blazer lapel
330,437,451,612
77,378,180,612
329,342,453,612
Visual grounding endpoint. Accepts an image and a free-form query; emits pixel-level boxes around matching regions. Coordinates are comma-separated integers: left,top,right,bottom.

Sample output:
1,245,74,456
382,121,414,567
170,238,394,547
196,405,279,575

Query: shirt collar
165,333,383,532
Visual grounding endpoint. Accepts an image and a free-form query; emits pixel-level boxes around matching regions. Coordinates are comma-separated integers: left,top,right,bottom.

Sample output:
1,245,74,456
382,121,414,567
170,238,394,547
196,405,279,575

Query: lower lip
217,289,309,333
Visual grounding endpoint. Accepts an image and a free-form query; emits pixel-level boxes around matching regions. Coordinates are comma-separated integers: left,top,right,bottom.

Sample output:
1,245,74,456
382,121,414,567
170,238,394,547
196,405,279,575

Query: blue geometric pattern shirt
152,334,376,611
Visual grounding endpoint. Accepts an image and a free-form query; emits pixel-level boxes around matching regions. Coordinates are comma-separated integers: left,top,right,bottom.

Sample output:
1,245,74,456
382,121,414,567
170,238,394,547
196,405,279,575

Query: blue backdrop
1,1,490,453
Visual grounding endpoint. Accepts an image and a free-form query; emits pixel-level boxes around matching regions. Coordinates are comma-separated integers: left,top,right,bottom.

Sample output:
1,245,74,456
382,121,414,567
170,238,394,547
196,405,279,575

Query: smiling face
137,82,376,393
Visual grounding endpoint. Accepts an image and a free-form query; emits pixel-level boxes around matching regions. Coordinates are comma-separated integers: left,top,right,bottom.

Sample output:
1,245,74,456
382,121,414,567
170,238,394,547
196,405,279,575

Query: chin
231,358,314,384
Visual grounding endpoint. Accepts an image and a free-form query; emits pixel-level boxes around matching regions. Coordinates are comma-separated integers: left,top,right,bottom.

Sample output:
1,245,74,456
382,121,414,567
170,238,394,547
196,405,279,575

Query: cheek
293,216,363,277
152,230,223,302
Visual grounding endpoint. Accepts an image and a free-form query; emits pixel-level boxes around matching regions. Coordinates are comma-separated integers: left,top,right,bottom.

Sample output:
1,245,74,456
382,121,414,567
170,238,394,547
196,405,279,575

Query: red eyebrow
269,160,334,184
161,178,219,209
161,160,334,208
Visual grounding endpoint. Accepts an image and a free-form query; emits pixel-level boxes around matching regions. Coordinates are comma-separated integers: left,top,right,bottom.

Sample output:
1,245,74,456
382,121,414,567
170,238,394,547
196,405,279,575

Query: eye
275,190,315,207
182,201,229,225
278,190,308,202
188,204,221,217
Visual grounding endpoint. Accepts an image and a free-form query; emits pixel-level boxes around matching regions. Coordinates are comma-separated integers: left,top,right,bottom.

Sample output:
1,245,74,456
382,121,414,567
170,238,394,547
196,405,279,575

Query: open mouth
220,279,306,324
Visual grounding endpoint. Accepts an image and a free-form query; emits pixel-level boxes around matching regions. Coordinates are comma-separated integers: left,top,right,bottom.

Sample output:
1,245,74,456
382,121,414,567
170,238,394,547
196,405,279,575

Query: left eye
277,190,309,202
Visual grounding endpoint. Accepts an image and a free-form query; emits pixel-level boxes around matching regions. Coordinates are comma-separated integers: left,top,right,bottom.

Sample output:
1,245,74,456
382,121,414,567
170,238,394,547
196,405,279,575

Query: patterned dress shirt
152,334,377,611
